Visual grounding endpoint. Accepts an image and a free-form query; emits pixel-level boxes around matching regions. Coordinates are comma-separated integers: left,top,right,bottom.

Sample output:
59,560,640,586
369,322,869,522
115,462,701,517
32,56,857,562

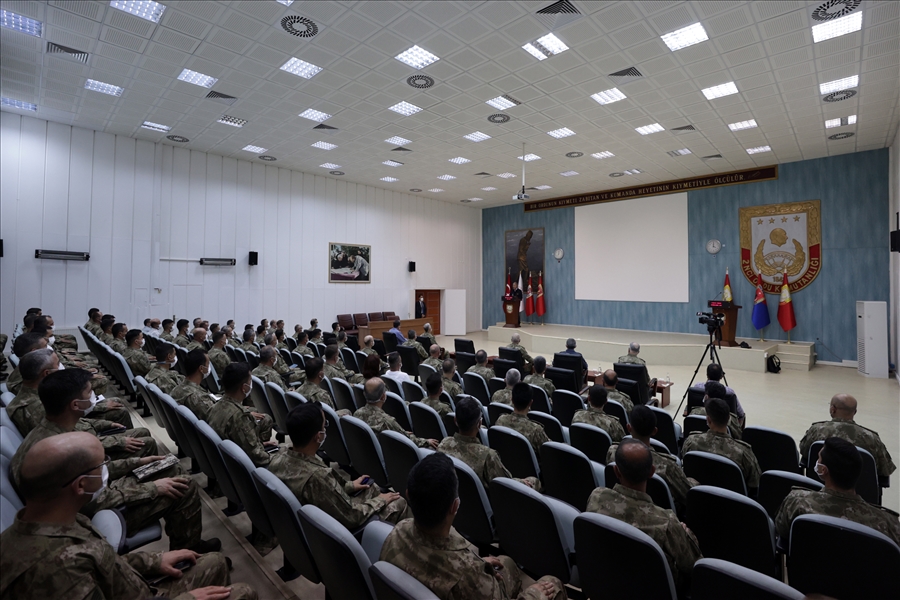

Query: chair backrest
246,351,259,369
353,313,369,327
218,440,274,537
194,421,242,509
204,363,221,394
378,430,424,498
616,377,640,408
441,412,458,437
263,380,290,437
686,387,706,412
417,364,437,383
551,389,584,427
285,391,305,412
319,403,351,467
757,470,823,520
488,377,505,398
0,455,23,510
396,346,420,379
454,339,476,354
337,314,355,331
462,372,490,406
0,409,22,444
408,402,447,441
491,358,515,379
454,351,476,375
351,384,367,410
0,392,13,408
382,332,398,354
144,384,173,439
1,494,18,533
373,339,387,357
569,423,612,465
603,399,629,429
613,363,649,404
382,376,403,400
541,441,604,511
340,347,360,373
683,451,748,496
487,402,513,426
742,426,800,474
329,377,357,413
605,463,676,512
649,406,679,454
527,410,566,444
686,485,778,578
252,468,321,584
340,416,389,487
401,381,426,405
249,375,274,420
529,384,551,413
290,352,306,370
575,513,678,600
91,509,126,554
789,514,900,599
691,558,804,600
306,343,320,358
285,337,297,351
369,561,440,600
487,426,540,479
368,312,385,322
174,405,214,477
684,414,710,437
552,352,584,387
297,504,376,600
447,455,494,547
545,366,577,393
497,347,524,370
346,335,360,352
490,477,578,584
234,347,248,363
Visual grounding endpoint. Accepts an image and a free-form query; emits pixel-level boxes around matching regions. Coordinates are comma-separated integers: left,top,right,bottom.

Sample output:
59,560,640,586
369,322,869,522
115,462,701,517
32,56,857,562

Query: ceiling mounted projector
513,187,530,201
513,142,530,201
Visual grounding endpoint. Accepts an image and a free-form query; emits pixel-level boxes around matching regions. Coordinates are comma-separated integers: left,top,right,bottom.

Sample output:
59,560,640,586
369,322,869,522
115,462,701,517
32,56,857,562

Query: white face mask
244,384,252,400
84,464,109,502
318,430,327,447
47,336,56,346
57,363,65,371
169,356,178,367
77,392,99,416
139,338,145,348
814,461,827,478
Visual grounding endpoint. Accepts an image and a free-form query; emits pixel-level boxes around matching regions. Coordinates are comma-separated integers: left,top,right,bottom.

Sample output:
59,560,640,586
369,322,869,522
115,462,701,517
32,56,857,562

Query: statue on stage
517,229,533,279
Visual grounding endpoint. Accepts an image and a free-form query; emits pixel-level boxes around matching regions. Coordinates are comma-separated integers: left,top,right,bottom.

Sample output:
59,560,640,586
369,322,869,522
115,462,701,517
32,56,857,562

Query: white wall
890,125,899,378
0,113,483,334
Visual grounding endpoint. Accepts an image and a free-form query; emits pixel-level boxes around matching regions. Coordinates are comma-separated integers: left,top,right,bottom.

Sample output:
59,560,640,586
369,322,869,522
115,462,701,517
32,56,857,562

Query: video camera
697,311,724,332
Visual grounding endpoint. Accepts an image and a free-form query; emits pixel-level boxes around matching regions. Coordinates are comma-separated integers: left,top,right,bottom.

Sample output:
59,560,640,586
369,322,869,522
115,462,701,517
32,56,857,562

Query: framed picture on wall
329,242,371,283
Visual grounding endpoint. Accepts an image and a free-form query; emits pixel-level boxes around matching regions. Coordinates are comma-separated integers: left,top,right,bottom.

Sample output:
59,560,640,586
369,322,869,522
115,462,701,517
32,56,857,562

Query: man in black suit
415,294,427,319
562,337,588,372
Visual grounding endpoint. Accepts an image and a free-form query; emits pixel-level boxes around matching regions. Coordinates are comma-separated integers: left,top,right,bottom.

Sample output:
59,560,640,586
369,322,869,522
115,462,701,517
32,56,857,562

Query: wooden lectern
503,299,519,328
709,300,741,347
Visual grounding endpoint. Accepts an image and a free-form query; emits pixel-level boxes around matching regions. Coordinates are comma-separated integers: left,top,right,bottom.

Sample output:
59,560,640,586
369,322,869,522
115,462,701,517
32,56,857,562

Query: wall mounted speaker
249,251,258,266
408,261,416,272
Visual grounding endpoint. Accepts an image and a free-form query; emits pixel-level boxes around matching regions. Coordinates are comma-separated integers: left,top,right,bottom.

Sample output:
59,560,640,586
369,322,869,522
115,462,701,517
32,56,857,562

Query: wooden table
358,318,431,342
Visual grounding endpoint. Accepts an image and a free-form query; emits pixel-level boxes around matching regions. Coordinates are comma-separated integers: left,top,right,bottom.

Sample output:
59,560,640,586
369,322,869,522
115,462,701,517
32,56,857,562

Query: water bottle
666,373,670,384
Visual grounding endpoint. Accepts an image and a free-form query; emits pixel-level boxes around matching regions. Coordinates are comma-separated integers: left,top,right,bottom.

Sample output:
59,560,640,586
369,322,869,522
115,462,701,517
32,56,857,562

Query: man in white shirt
382,352,410,385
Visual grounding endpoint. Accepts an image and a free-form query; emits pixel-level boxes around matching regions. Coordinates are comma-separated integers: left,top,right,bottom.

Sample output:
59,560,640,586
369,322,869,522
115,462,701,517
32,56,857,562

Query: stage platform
486,323,814,374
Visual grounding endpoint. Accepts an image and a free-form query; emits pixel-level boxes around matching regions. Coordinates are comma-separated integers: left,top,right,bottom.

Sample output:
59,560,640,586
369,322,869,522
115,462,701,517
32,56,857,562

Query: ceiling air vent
566,151,583,158
488,114,511,124
702,154,723,161
409,188,422,192
812,0,861,21
166,135,189,143
281,15,318,37
672,125,696,133
823,89,856,102
535,0,582,29
46,42,88,63
206,91,237,105
828,132,854,140
474,172,492,177
391,147,412,152
329,170,344,175
608,67,643,85
407,75,434,89
258,156,277,161
313,123,338,134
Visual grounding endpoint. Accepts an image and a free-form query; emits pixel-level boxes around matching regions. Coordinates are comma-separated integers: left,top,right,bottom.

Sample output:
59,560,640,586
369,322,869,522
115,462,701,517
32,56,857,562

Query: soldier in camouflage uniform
360,335,388,373
1,432,253,600
297,358,350,416
401,329,429,360
355,378,439,448
420,323,446,359
587,439,702,593
108,323,128,354
184,328,207,352
490,368,521,406
84,308,104,337
98,316,116,346
799,393,896,479
380,453,567,600
422,344,444,370
523,355,555,399
617,342,656,390
122,329,152,377
495,383,549,457
253,347,289,392
174,319,191,348
598,369,634,414
294,331,315,357
441,359,464,398
0,333,8,380
505,333,534,374
159,318,176,343
323,344,365,384
263,337,304,384
422,372,453,416
681,398,760,489
207,362,279,468
572,386,625,443
208,330,232,376
606,406,696,515
466,349,495,383
171,349,217,421
687,381,743,440
146,345,185,395
438,397,540,491
776,437,900,545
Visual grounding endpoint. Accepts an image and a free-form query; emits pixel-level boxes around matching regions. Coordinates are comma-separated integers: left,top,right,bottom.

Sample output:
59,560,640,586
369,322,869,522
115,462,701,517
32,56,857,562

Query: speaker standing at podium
510,282,523,326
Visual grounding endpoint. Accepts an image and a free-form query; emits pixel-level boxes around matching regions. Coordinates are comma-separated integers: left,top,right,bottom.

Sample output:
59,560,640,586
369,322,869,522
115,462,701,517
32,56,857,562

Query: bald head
20,432,103,502
192,327,207,341
430,344,440,357
830,393,858,418
364,377,386,404
614,438,654,487
364,335,374,348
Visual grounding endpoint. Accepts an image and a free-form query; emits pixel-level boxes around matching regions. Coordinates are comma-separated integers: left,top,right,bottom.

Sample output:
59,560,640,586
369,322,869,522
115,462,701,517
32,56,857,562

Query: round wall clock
706,239,722,255
553,248,565,262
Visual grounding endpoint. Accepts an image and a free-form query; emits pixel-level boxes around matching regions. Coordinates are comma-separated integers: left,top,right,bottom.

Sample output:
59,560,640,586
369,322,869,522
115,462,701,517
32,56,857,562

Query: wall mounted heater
35,249,90,261
199,257,236,266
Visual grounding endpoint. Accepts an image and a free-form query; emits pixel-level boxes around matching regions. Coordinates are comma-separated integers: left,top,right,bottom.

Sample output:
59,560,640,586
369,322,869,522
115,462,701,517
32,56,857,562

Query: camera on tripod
697,311,724,332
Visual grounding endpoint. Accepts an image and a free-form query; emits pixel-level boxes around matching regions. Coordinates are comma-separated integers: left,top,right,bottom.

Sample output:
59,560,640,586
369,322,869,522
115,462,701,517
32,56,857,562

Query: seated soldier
572,385,625,442
297,357,349,416
490,368,520,406
254,324,267,345
506,333,533,374
687,381,743,440
270,401,411,530
122,329,152,377
587,439,702,594
172,319,190,347
294,330,314,357
401,330,428,360
687,363,745,425
422,344,443,370
495,382,549,456
208,330,231,376
438,396,539,491
441,359,463,398
98,316,116,346
10,369,217,553
422,372,452,416
171,349,216,421
239,328,259,355
274,328,290,350
599,369,633,414
158,318,175,342
1,432,255,600
420,323,445,359
33,320,111,398
253,346,289,392
776,437,900,546
308,328,324,345
382,352,411,385
523,355,555,399
109,323,128,354
335,330,349,351
617,342,657,392
84,307,104,337
207,363,278,468
146,344,185,395
380,453,566,600
466,350,495,383
323,344,364,384
262,334,303,384
681,398,761,491
354,378,438,449
185,328,207,352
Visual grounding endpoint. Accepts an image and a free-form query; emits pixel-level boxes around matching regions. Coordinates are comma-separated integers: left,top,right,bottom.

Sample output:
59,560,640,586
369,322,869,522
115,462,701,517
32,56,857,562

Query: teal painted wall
482,149,890,361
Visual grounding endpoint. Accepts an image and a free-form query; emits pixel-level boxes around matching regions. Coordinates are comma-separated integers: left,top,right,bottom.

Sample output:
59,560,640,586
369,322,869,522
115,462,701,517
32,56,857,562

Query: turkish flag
536,273,546,316
505,272,511,297
525,273,535,316
777,271,797,332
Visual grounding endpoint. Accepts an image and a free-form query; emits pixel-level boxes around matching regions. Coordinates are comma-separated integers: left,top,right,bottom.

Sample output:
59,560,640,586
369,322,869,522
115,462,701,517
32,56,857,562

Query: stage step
773,343,815,371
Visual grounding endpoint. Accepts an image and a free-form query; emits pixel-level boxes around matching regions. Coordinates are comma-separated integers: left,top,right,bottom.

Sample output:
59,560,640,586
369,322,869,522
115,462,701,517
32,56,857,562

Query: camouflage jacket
208,347,231,376
402,340,428,360
607,443,695,512
171,378,215,421
606,388,634,413
681,430,761,488
442,376,463,398
438,433,543,492
689,407,743,440
207,395,272,468
159,331,175,343
506,343,533,367
110,339,127,354
239,342,259,355
325,362,364,384
495,412,549,456
572,406,625,442
122,347,152,377
297,381,336,411
185,341,205,352
253,364,287,392
491,389,512,406
174,333,191,348
423,357,443,370
616,354,650,385
422,395,452,417
354,404,430,447
466,364,495,384
799,418,896,478
523,373,555,398
6,386,120,447
84,321,102,336
295,344,314,357
145,365,184,395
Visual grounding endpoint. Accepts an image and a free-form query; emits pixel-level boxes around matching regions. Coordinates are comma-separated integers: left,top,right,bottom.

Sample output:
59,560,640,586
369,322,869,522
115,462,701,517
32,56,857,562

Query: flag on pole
777,271,797,332
723,268,733,302
525,272,535,316
517,272,524,313
536,272,546,316
750,270,770,331
505,271,511,297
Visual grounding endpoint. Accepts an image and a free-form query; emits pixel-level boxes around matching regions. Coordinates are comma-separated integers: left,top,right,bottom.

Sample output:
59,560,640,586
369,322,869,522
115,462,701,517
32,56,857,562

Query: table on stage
587,370,673,408
358,317,431,343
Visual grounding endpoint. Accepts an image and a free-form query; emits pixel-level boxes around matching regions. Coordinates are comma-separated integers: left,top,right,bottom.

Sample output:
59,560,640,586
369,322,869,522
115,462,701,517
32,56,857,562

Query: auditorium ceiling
0,0,897,208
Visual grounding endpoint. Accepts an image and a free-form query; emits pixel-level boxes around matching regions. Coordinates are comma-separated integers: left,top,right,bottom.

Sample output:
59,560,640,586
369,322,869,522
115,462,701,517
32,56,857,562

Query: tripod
674,326,729,417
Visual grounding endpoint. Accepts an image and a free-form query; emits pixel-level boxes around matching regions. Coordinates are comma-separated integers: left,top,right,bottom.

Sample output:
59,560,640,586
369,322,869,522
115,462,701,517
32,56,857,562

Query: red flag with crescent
536,273,546,316
505,272,511,297
525,273,535,316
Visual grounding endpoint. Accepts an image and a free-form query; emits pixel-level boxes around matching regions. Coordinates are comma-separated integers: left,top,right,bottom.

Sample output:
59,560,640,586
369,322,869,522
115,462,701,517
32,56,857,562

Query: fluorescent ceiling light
388,101,422,116
109,1,166,23
591,88,626,105
177,68,217,88
299,109,331,122
559,171,579,176
728,119,758,131
522,43,547,60
427,188,444,192
591,151,615,159
826,115,857,128
1,97,37,111
481,186,497,191
702,82,739,100
280,57,322,79
661,22,709,51
812,12,862,43
85,79,123,96
534,185,552,190
385,136,411,145
383,160,403,167
242,145,267,153
523,33,569,60
848,115,857,124
624,169,642,175
319,163,341,169
141,121,170,132
395,45,440,69
819,75,858,95
518,154,541,161
380,176,398,182
0,9,42,36
467,197,483,202
448,157,471,164
217,115,246,127
276,0,294,5
547,127,575,139
746,145,771,154
311,141,336,150
437,174,456,180
496,172,516,178
486,95,520,110
667,148,691,156
635,123,664,135
824,118,841,129
464,131,490,142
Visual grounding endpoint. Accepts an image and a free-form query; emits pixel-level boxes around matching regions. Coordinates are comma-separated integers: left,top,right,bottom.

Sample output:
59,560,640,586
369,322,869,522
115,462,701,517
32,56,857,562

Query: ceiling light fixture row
592,151,615,160
464,131,491,142
0,8,42,36
635,123,664,135
320,163,341,169
661,23,709,51
217,115,246,127
178,68,218,88
280,57,322,79
534,185,552,190
547,127,575,139
311,141,336,150
380,176,398,182
591,88,626,105
820,75,858,95
1,97,37,111
746,145,771,154
85,79,123,96
448,157,471,164
383,160,403,167
110,0,166,23
388,101,422,116
486,95,521,110
522,33,569,60
728,119,758,131
385,136,411,145
812,12,862,42
559,171,579,176
496,173,516,179
825,115,857,128
666,148,691,157
243,144,267,153
702,82,739,100
141,121,170,132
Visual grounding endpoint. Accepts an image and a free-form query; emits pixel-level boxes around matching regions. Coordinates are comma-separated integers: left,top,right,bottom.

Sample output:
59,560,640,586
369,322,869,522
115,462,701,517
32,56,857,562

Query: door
415,289,441,334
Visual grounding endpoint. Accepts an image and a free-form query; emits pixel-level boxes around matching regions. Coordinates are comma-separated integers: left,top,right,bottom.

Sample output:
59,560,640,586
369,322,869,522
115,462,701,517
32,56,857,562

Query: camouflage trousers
104,428,160,461
495,556,566,600
54,333,80,351
377,495,413,524
88,399,134,428
154,552,258,600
